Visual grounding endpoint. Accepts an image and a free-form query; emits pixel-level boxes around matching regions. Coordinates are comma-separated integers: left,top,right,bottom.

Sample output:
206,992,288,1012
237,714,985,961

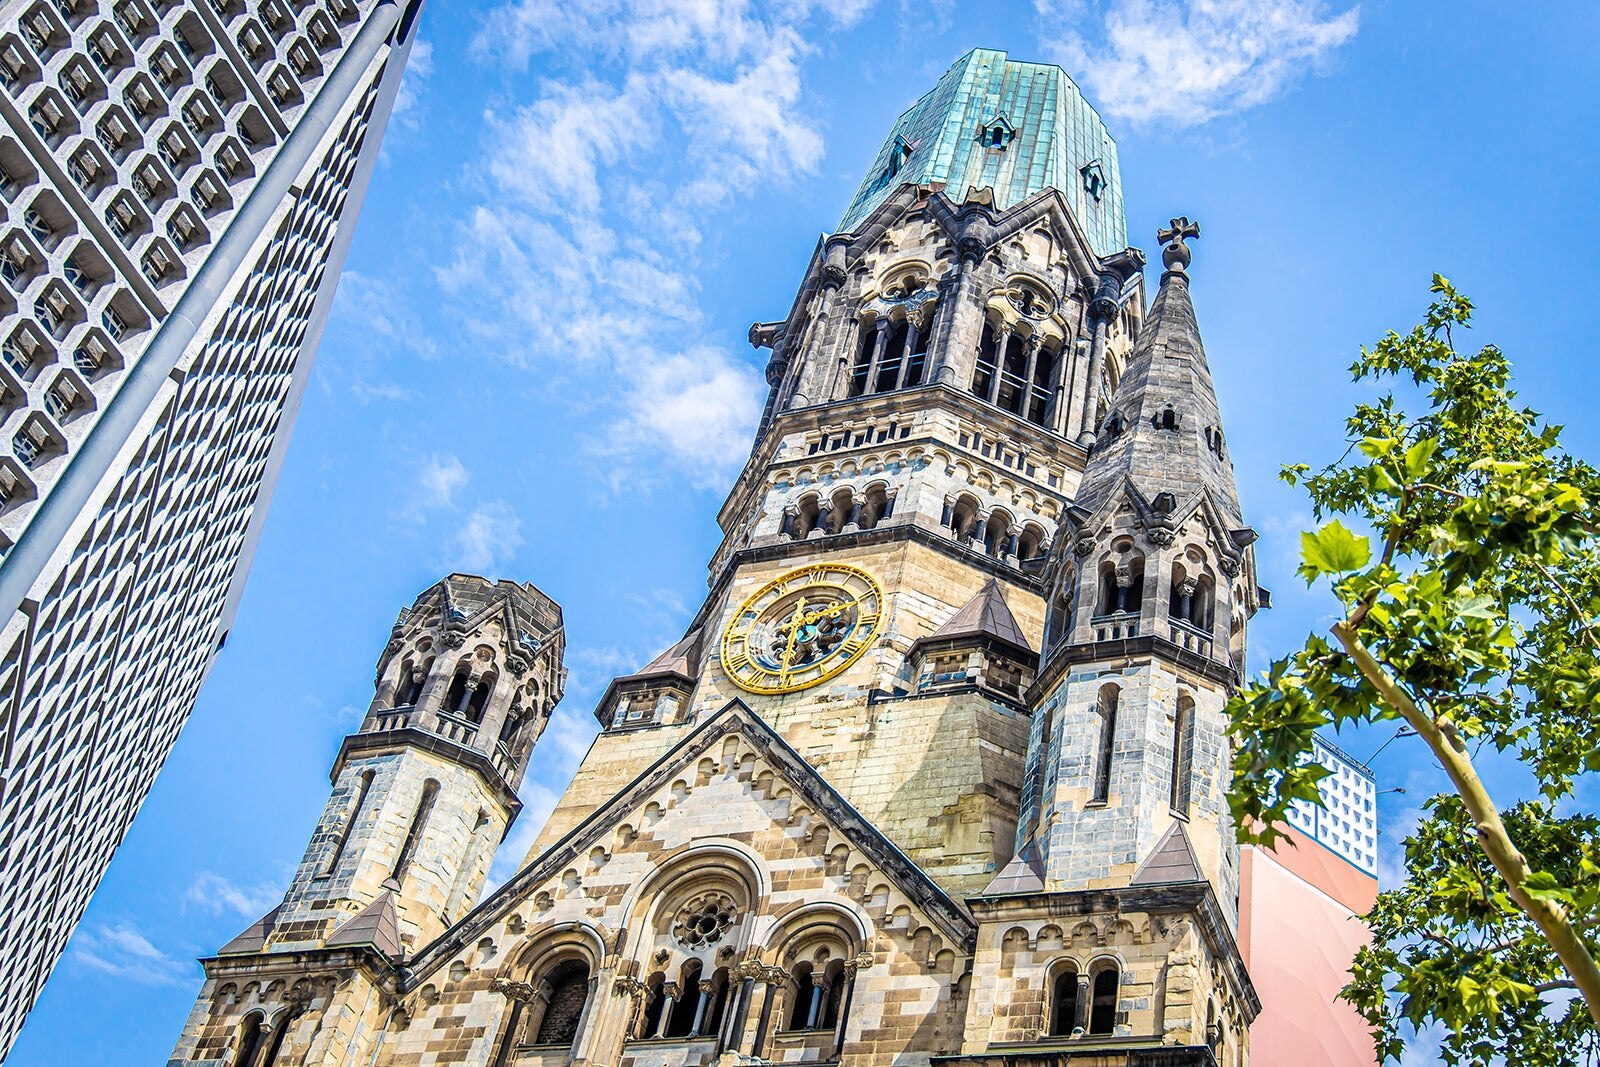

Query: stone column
611,976,647,1043
805,972,827,1029
986,324,1013,405
1077,281,1119,446
721,963,760,1052
689,979,714,1037
654,982,679,1039
861,317,890,395
832,953,870,1059
1074,973,1091,1033
1020,334,1042,419
929,235,986,386
750,966,788,1057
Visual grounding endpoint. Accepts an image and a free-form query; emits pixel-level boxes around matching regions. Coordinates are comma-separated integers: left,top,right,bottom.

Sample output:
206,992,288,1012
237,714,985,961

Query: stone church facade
169,49,1264,1067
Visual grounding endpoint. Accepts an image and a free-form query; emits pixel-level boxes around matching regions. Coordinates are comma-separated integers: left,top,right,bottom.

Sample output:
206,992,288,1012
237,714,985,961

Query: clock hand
801,595,874,625
779,598,806,682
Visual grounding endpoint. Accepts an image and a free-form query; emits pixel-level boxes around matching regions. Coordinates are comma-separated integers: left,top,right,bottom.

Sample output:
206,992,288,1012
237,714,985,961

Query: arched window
983,509,1013,558
902,315,929,388
1169,566,1215,631
948,494,981,543
1044,578,1074,652
1017,524,1046,562
848,321,874,398
874,319,908,393
857,485,889,531
464,670,495,724
393,658,423,707
444,665,472,716
231,1014,265,1067
1049,965,1080,1036
792,495,821,540
786,958,846,1031
498,705,523,747
391,778,439,883
1088,965,1118,1034
259,1010,293,1066
997,332,1028,414
1092,685,1118,804
665,959,703,1038
1027,343,1057,425
829,488,856,533
1098,558,1143,615
638,972,668,1040
534,959,592,1045
319,768,374,877
972,322,998,400
787,960,815,1030
1171,694,1195,817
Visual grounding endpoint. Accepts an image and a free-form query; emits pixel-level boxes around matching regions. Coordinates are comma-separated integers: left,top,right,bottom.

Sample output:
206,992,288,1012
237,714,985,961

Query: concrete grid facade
0,0,422,1053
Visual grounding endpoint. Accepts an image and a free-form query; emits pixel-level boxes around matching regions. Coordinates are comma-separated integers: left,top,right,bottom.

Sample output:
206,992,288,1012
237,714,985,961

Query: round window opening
672,892,738,948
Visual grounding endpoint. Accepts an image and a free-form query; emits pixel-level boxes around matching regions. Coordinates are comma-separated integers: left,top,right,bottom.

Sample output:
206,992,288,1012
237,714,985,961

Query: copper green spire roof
838,48,1127,256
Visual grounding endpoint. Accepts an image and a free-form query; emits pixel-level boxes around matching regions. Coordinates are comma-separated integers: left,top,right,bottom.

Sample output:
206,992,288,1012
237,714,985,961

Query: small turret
231,575,565,957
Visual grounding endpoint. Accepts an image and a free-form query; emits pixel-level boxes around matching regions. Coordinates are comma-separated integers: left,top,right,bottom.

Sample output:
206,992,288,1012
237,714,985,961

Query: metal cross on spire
1158,216,1201,275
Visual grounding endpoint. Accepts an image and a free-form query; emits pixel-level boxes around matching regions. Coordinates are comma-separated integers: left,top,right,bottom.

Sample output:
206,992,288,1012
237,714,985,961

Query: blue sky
11,2,1600,1064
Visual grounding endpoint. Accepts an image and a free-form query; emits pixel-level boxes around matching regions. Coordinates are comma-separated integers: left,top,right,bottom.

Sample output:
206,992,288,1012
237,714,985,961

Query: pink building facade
1241,736,1380,1067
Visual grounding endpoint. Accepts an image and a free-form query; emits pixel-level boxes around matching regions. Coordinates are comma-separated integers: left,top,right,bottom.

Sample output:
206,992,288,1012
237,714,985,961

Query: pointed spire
1129,821,1204,886
1075,218,1243,530
983,841,1047,895
217,903,281,955
325,887,403,959
927,579,1034,655
630,626,705,682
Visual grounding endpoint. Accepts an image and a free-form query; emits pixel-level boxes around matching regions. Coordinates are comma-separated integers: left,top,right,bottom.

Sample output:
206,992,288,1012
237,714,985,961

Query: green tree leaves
1229,279,1600,1063
1299,520,1372,582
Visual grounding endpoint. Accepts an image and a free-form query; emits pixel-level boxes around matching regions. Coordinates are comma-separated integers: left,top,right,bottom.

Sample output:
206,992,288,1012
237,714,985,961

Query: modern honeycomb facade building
0,0,422,1053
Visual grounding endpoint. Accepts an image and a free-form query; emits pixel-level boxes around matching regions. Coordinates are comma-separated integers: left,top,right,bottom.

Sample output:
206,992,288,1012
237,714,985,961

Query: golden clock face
720,563,884,695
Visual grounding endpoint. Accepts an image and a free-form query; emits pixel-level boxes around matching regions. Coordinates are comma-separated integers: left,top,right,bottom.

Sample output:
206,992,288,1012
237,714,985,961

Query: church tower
169,48,1265,1067
167,576,564,1065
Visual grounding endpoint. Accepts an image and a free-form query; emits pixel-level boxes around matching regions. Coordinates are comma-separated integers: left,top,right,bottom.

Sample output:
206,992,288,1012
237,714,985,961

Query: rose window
671,892,738,947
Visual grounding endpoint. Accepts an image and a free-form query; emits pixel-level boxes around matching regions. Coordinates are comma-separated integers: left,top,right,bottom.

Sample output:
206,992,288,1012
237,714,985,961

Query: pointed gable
404,700,977,984
1129,822,1204,887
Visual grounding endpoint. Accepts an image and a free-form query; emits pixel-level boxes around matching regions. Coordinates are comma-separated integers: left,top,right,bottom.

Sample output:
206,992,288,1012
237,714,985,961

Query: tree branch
1331,620,1600,1029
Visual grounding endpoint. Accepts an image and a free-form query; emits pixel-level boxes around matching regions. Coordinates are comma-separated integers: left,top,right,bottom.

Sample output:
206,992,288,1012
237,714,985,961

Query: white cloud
70,923,191,986
184,871,283,918
601,347,763,490
444,0,848,487
418,454,471,510
447,501,525,575
1036,0,1360,128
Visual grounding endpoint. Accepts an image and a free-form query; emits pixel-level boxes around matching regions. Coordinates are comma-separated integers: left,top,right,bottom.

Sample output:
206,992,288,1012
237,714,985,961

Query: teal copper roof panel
838,48,1127,258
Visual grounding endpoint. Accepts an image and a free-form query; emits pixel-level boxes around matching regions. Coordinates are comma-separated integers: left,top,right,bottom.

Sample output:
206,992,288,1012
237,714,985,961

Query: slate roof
325,887,403,959
1128,822,1204,887
1074,260,1245,533
925,578,1034,655
981,841,1047,895
218,904,281,956
627,626,704,682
